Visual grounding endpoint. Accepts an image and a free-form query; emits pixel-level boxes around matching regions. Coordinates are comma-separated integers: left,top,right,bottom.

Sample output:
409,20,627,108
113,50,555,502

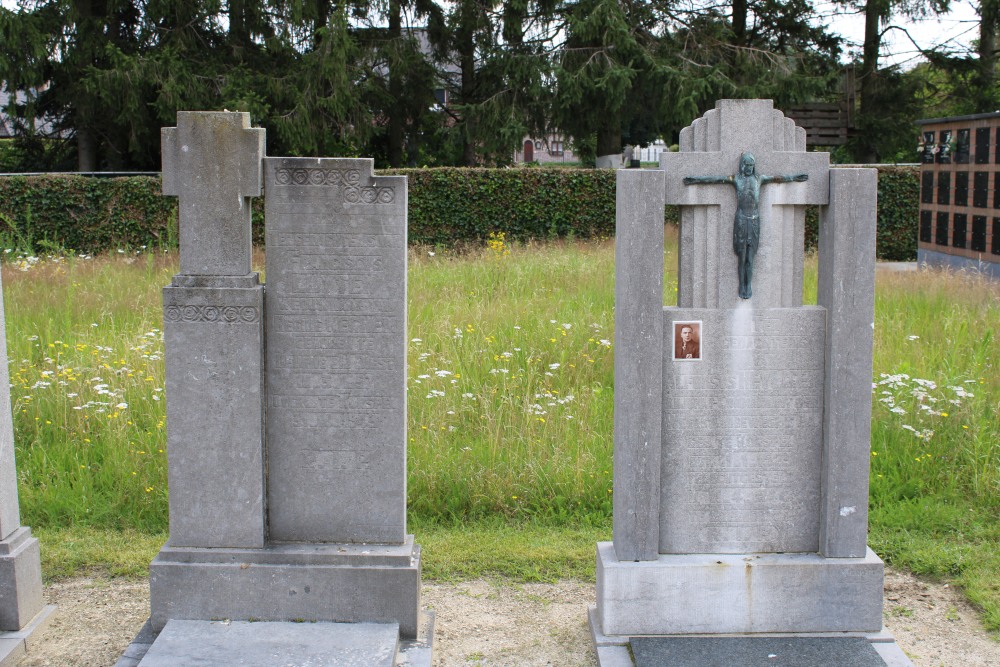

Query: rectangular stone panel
660,307,826,554
954,171,968,207
138,620,399,667
973,215,988,252
973,171,989,208
163,283,265,549
919,210,932,243
953,213,968,248
596,543,884,635
264,157,407,545
920,171,933,204
976,127,991,164
937,171,951,204
936,212,949,246
956,128,970,163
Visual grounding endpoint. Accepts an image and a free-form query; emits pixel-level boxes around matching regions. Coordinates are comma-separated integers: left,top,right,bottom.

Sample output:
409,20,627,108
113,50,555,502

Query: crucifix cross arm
683,175,734,186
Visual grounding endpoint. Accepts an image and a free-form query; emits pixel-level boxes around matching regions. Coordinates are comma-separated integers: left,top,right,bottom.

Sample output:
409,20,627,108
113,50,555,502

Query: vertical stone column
0,269,48,649
159,112,266,548
818,168,878,558
612,169,665,562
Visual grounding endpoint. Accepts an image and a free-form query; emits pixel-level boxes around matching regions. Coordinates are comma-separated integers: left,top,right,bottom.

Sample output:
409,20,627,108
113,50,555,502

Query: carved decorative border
273,167,395,204
165,305,260,323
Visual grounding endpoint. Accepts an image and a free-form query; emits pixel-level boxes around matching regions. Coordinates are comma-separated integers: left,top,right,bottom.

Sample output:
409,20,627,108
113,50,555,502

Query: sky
816,0,981,68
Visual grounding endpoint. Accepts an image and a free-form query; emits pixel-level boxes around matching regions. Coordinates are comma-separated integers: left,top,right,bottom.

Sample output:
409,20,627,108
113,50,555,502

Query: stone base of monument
147,537,423,637
117,611,434,667
589,608,914,667
591,542,914,666
0,605,56,667
0,527,56,666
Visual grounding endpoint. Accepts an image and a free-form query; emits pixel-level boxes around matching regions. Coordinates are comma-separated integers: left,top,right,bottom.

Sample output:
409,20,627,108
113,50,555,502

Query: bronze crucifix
683,152,808,300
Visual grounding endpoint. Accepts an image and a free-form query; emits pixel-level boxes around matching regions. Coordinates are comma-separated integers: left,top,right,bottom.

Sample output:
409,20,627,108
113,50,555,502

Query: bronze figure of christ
683,152,808,300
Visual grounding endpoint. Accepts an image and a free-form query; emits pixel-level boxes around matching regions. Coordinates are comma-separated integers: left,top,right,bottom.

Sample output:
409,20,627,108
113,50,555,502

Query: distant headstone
127,112,427,666
592,100,907,665
0,271,54,661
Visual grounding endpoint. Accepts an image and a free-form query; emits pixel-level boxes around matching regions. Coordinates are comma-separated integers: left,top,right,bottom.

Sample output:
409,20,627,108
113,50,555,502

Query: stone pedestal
595,100,907,666
127,113,427,666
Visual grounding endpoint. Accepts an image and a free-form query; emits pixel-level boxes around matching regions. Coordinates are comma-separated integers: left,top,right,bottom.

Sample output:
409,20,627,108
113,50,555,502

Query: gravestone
121,111,428,666
591,100,911,666
0,271,55,664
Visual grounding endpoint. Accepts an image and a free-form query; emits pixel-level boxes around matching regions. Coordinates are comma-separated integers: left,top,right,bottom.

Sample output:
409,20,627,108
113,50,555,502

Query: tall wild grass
2,235,998,625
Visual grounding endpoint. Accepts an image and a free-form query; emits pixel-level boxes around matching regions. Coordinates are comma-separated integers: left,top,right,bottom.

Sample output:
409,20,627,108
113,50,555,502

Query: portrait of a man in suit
674,322,701,361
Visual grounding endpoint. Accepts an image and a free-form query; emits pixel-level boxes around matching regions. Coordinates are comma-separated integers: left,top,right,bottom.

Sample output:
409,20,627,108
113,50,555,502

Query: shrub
0,166,918,259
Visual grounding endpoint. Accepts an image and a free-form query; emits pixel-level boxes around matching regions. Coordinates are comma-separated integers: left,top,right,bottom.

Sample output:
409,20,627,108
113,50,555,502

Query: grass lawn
4,232,998,631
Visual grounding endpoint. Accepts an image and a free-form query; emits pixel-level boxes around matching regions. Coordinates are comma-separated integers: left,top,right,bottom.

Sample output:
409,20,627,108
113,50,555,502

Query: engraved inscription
264,158,406,544
660,308,826,555
164,304,260,323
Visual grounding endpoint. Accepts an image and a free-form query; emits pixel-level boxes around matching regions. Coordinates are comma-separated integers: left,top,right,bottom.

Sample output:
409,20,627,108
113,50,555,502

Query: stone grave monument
0,272,55,664
119,111,429,666
590,100,911,666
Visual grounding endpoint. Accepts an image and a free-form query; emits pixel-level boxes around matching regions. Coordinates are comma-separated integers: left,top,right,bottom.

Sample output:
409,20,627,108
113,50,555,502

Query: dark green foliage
387,168,618,245
0,176,174,253
0,166,917,259
803,165,919,260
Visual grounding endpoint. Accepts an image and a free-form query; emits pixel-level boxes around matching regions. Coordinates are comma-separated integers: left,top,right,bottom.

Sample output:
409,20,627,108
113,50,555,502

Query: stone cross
162,112,264,276
661,100,829,309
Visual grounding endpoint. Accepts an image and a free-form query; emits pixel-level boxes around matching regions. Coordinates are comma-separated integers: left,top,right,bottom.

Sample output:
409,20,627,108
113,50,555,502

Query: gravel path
18,569,1000,666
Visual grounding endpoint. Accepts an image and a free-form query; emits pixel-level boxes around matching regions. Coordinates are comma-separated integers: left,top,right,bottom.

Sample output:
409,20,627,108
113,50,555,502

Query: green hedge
803,165,919,261
0,166,919,259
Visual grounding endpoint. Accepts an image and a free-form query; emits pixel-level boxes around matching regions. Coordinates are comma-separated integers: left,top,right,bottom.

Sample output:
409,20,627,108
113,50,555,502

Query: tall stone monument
0,271,54,663
122,111,428,666
591,100,910,666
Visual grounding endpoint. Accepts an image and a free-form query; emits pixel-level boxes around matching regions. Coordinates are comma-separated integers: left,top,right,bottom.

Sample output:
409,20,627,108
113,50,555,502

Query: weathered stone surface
660,307,826,554
630,636,886,667
0,528,43,631
137,619,399,667
0,272,21,542
148,539,421,637
161,112,264,277
612,169,665,562
162,283,265,549
264,157,408,545
599,101,885,648
596,542,884,636
818,168,878,558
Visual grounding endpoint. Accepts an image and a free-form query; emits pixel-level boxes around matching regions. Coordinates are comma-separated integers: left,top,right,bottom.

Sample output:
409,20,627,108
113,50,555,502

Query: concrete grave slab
630,636,887,667
137,619,399,667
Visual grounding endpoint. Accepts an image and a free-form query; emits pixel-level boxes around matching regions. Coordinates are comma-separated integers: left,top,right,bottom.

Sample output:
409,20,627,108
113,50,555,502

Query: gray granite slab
148,539,421,636
264,157,408,545
0,269,19,542
596,542,884,636
631,636,886,667
137,619,399,667
612,169,665,562
162,283,266,548
818,168,878,558
660,307,825,554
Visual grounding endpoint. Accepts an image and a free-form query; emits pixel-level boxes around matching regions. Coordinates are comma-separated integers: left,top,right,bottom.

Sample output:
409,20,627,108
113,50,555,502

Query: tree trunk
732,0,747,47
975,0,1000,113
596,114,621,158
857,0,885,162
388,0,404,167
77,126,97,172
458,0,477,166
